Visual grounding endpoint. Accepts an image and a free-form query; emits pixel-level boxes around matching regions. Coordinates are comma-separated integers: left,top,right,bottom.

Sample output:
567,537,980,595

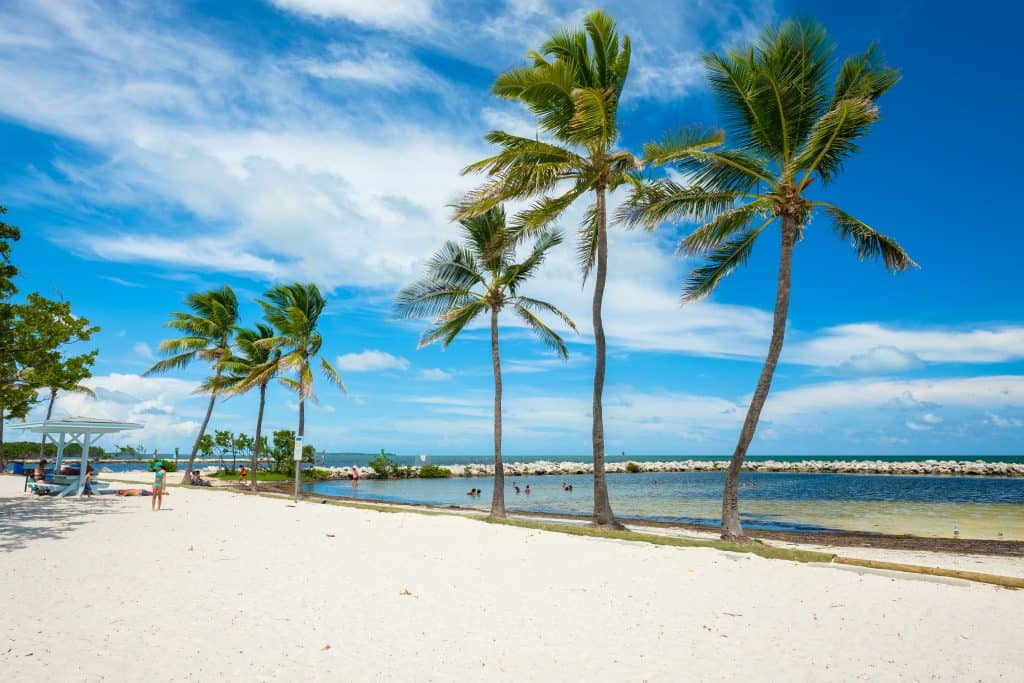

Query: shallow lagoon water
307,471,1024,539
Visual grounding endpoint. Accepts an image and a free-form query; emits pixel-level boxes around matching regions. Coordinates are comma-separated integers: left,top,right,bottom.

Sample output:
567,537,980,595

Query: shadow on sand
0,492,129,552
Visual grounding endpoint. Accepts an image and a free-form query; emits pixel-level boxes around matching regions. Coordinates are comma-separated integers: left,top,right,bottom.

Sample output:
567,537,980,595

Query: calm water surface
306,471,1024,539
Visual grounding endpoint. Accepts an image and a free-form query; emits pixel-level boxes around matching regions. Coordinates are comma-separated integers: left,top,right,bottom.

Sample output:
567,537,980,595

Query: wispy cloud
336,349,410,372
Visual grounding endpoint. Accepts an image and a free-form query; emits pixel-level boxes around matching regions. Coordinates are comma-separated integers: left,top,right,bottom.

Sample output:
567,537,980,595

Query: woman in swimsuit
152,462,167,511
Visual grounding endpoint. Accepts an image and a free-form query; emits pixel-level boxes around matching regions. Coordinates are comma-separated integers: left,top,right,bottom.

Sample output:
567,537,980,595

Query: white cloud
100,275,144,288
986,413,1023,429
905,421,932,431
838,345,922,374
336,349,410,372
132,342,155,360
921,413,943,424
25,373,204,449
761,376,1024,422
794,324,1024,366
300,49,446,91
417,368,452,381
269,0,436,30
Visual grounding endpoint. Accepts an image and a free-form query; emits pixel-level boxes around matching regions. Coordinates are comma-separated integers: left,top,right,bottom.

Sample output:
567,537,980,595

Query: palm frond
619,180,745,229
514,296,579,334
683,221,770,303
794,97,880,187
819,203,917,272
419,300,488,349
513,304,569,358
680,201,774,255
320,357,348,395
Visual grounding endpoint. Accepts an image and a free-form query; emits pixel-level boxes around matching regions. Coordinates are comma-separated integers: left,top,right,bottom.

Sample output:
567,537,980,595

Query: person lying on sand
116,488,152,497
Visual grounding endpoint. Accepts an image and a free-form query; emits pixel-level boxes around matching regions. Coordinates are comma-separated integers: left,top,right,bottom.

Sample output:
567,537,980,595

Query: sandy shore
2,475,1023,681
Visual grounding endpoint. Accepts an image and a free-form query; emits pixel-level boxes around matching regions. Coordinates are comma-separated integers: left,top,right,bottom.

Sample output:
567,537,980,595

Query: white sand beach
2,474,1023,682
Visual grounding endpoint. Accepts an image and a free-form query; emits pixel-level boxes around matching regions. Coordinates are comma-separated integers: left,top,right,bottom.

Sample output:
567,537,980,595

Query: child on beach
152,462,166,511
82,466,95,497
524,485,531,495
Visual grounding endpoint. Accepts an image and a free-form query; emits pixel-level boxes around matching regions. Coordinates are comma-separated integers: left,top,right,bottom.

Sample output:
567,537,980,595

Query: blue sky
2,0,1022,456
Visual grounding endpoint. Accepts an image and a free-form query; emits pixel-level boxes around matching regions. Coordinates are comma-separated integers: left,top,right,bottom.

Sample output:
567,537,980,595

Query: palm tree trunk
721,216,797,541
185,392,217,484
489,307,506,518
251,383,266,492
37,387,57,458
0,407,6,472
591,185,623,529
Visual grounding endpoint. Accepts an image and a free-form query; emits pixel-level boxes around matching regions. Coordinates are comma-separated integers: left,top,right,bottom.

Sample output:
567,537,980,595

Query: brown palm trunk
489,307,506,518
721,217,797,541
251,382,266,492
37,387,57,457
184,391,217,484
591,185,623,529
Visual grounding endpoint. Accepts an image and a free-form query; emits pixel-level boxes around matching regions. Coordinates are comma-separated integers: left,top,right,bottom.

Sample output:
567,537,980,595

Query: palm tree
31,351,98,456
222,323,281,492
395,206,577,518
455,10,637,528
258,283,346,501
623,19,915,541
147,286,238,483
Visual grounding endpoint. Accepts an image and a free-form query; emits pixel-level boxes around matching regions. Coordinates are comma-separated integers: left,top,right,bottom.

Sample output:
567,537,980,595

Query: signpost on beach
293,436,303,504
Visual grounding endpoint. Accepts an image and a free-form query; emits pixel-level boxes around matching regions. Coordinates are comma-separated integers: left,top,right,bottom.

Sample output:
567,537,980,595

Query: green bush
625,461,641,473
418,465,452,478
148,458,178,472
368,453,396,478
306,467,332,481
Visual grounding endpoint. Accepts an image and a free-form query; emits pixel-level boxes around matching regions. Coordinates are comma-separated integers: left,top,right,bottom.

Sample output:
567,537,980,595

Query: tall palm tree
147,286,238,483
623,19,916,541
222,323,281,492
31,350,98,456
395,206,577,518
258,283,346,501
456,10,637,528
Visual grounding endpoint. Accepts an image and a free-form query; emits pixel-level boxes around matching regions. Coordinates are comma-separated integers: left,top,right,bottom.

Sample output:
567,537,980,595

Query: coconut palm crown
623,18,916,540
395,206,577,517
221,323,282,491
455,9,638,528
147,285,238,481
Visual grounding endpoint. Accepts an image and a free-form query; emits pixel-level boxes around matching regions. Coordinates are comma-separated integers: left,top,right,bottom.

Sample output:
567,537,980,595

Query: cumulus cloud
417,368,452,381
25,373,203,449
336,350,410,372
132,342,155,360
794,324,1024,366
838,346,922,374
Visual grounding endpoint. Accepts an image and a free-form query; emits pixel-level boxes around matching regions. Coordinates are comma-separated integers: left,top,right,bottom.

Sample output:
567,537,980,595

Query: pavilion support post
55,432,67,471
77,433,91,497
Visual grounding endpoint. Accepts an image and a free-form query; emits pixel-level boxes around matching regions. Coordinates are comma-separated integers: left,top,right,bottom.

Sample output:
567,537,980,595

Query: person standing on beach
152,462,166,511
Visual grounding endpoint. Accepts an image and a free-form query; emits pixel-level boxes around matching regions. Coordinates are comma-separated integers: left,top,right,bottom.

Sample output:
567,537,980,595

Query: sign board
293,435,304,461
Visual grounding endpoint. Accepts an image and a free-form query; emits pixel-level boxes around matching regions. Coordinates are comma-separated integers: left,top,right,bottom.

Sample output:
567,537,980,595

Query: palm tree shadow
0,493,130,552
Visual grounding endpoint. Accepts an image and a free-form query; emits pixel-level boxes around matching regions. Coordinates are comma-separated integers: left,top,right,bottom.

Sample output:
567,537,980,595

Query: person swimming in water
524,484,531,495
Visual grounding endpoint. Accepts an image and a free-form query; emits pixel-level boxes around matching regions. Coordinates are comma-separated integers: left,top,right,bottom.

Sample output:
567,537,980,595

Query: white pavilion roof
10,416,143,435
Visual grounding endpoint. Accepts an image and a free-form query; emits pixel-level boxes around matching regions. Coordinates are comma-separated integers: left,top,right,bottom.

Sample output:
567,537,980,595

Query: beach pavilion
11,416,142,497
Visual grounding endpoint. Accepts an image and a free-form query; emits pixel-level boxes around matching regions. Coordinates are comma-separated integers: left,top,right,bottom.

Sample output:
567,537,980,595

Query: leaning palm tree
147,286,238,483
258,283,346,501
455,10,637,528
623,19,916,541
30,351,98,456
221,323,281,492
395,206,577,518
